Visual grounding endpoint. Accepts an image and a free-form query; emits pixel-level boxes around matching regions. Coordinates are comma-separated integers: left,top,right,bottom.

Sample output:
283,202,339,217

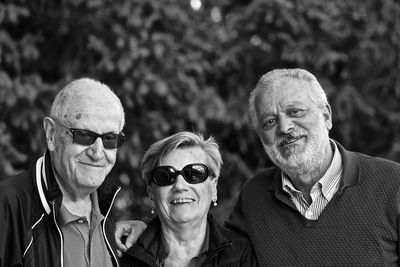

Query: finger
115,225,130,251
115,228,123,246
124,232,137,249
115,224,130,239
124,220,147,248
116,239,128,252
117,249,123,258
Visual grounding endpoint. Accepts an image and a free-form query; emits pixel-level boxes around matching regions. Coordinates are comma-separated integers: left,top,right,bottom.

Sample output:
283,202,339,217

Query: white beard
263,123,330,178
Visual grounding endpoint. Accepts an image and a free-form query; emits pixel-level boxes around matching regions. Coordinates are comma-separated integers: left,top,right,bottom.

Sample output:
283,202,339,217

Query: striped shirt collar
282,139,343,201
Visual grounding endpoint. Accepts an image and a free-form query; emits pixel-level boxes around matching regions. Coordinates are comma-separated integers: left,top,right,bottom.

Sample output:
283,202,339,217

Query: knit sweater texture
226,141,400,266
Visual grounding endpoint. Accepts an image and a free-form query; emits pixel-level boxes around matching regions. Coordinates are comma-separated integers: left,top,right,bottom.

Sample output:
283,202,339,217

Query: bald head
50,78,125,131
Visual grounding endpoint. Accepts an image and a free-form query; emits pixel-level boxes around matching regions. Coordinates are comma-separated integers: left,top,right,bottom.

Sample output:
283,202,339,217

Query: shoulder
0,171,36,233
120,246,156,267
241,166,279,194
0,170,34,203
220,227,253,247
213,226,258,266
354,152,400,181
122,217,161,266
334,141,400,187
357,152,400,168
337,140,400,176
121,233,160,267
209,215,255,256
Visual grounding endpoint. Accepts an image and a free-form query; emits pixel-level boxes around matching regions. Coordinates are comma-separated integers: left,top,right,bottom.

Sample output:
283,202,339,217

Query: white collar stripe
36,156,51,214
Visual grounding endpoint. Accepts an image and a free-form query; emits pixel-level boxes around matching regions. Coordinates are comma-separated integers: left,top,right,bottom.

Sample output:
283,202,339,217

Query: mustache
277,130,307,147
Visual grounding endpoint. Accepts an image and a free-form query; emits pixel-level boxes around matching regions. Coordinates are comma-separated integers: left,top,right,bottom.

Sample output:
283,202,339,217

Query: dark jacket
0,150,121,267
226,140,400,266
121,215,258,267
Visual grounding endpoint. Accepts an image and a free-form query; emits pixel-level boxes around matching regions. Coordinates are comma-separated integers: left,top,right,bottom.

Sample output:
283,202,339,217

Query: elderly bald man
0,78,130,267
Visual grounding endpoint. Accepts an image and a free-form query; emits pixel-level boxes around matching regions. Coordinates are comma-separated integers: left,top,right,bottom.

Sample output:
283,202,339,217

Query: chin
83,176,106,188
265,144,298,164
279,146,304,159
266,146,313,174
171,211,206,224
171,215,195,224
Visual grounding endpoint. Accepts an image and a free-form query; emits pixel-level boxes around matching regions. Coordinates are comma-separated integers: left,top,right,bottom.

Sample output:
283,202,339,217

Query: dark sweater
226,141,400,266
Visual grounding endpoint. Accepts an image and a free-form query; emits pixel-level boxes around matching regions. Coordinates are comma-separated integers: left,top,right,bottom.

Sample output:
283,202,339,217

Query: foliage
1,0,399,223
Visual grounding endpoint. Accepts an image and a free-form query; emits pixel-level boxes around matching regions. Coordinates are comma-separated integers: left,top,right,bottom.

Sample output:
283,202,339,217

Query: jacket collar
34,150,119,215
207,214,232,254
35,150,62,214
125,214,231,261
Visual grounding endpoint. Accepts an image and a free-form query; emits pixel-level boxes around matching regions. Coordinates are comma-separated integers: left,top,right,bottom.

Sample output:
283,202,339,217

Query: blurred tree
0,0,399,223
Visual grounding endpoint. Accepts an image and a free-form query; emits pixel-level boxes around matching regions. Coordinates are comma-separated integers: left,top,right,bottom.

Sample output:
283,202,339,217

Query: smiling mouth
170,198,195,204
279,136,303,147
80,162,104,167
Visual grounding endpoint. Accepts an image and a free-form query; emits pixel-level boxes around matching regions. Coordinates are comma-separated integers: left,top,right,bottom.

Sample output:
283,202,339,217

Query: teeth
286,138,297,144
280,136,301,146
171,198,194,204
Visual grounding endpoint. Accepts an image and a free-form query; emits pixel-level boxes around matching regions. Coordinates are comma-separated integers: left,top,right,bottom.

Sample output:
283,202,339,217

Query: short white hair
248,68,328,134
50,78,125,128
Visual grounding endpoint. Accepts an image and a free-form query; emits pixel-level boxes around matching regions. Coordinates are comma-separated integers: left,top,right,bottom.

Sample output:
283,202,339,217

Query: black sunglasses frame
150,163,210,186
52,118,125,149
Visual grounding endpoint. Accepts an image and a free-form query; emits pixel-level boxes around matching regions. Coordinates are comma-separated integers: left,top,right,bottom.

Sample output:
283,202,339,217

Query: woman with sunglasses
120,131,258,267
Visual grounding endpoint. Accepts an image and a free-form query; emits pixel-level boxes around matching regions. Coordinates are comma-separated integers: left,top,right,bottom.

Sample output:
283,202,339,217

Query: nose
172,174,188,190
278,115,294,134
87,137,105,160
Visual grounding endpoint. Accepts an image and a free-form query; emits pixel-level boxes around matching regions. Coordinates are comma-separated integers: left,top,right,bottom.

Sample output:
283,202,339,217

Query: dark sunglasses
52,118,125,149
151,163,210,186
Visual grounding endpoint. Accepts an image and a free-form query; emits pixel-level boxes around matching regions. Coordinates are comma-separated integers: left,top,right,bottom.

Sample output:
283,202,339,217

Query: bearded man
226,68,400,266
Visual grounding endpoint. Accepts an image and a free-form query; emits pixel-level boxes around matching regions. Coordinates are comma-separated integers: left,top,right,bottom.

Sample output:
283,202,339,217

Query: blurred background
1,0,400,224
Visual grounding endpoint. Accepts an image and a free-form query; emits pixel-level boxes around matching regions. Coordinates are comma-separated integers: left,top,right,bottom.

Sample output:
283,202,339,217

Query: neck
161,217,208,266
62,196,92,222
53,171,93,221
287,141,334,199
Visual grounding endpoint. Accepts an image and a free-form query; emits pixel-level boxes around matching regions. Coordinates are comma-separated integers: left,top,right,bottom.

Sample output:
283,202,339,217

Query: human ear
211,178,218,201
147,186,154,200
322,104,333,130
43,117,57,151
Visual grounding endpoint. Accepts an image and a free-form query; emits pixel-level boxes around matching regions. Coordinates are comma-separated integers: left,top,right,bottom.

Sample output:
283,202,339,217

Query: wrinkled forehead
257,78,315,104
60,88,123,124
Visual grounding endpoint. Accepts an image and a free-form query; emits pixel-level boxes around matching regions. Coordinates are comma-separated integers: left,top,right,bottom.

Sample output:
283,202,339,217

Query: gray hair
141,131,223,185
248,68,328,134
50,77,125,128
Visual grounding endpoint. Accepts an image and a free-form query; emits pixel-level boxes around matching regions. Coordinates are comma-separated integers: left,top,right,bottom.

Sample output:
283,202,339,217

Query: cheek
260,131,276,146
105,150,118,165
306,117,327,135
53,143,70,166
200,184,214,202
153,188,169,206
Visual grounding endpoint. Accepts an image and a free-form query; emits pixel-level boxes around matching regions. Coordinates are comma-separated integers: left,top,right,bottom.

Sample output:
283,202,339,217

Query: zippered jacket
120,214,258,266
0,150,121,267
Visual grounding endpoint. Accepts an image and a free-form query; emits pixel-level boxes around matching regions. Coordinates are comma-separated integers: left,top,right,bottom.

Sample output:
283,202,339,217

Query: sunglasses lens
73,129,96,146
102,134,121,149
73,130,124,149
151,164,209,186
152,167,176,186
184,164,208,184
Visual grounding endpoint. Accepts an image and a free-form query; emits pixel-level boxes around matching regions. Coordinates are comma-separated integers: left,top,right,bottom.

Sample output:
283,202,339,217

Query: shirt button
77,219,84,224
